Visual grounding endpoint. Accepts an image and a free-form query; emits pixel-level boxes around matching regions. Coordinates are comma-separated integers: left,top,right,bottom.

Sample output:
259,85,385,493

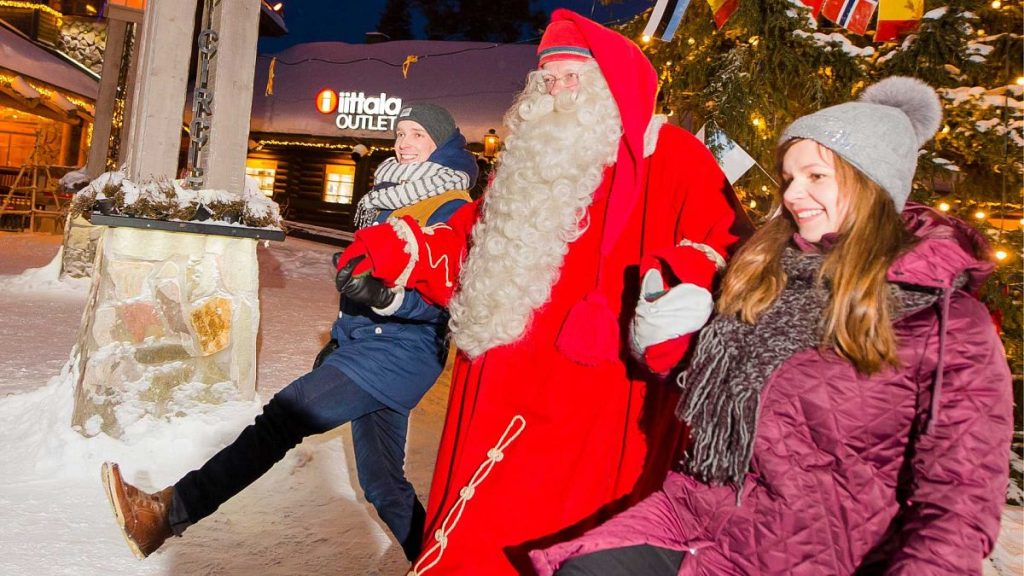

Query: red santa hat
538,10,660,366
537,20,592,66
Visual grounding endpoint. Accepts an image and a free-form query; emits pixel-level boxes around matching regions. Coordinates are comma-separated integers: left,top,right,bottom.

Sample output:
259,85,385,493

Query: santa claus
336,9,750,575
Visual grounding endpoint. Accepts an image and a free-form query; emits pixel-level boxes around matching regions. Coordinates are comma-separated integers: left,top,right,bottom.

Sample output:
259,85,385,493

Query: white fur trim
388,218,420,288
644,115,668,158
678,238,726,271
372,287,405,316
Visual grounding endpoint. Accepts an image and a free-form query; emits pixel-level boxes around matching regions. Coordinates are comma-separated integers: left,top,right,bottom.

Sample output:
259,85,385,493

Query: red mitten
643,333,694,377
350,218,416,286
335,239,370,275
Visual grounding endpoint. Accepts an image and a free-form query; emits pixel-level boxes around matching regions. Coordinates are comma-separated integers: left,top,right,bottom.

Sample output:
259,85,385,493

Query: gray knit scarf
353,158,470,229
676,247,937,490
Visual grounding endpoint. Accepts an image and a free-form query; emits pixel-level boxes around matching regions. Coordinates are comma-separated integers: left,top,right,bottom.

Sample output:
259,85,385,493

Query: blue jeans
170,365,422,550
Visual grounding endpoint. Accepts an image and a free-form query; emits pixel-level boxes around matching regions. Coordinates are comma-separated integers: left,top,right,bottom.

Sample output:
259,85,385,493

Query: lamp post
483,128,500,158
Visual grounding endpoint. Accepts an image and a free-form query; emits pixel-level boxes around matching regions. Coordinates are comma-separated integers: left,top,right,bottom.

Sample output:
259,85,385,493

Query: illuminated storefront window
0,131,36,167
244,158,277,197
323,162,355,204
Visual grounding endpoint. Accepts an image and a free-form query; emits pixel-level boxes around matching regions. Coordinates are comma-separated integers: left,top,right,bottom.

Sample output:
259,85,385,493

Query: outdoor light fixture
995,249,1008,261
938,202,951,212
975,210,986,220
641,34,652,44
991,0,1001,8
483,129,500,158
272,2,283,11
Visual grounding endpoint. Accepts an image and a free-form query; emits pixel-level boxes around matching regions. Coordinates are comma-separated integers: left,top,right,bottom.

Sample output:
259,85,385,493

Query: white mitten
630,268,714,357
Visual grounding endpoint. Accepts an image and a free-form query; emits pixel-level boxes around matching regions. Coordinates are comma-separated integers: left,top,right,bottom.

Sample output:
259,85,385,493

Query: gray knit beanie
781,76,942,211
395,103,456,147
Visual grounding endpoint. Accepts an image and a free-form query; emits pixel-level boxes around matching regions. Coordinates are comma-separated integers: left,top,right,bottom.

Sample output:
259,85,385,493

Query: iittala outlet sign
315,88,403,132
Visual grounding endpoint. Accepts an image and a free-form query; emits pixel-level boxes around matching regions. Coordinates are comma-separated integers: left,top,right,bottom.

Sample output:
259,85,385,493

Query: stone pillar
85,18,126,179
122,0,199,180
202,0,261,194
71,228,261,437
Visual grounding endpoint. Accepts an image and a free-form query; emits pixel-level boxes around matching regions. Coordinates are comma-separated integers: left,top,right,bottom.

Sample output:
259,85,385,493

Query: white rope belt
409,415,527,575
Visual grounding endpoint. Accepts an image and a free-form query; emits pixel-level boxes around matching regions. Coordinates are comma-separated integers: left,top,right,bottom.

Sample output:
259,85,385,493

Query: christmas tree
618,0,1022,503
619,0,1022,376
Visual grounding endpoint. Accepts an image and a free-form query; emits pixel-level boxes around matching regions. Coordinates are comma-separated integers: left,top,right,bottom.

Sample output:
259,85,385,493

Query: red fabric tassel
555,291,620,366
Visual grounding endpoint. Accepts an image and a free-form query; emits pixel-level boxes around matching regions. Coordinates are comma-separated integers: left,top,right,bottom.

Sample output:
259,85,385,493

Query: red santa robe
343,124,747,575
338,11,750,574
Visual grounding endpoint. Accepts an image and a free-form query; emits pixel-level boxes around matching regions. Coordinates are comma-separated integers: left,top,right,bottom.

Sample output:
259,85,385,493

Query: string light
1016,77,1024,86
254,138,495,160
641,34,652,44
991,0,1002,8
938,202,951,212
0,1,63,21
748,199,757,208
687,38,695,45
974,210,986,220
995,250,1008,261
0,73,92,113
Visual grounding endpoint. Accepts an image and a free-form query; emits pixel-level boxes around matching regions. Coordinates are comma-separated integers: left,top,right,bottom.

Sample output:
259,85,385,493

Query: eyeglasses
540,71,581,92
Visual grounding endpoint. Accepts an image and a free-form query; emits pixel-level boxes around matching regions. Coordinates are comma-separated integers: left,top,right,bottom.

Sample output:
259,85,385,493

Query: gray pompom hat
780,76,942,211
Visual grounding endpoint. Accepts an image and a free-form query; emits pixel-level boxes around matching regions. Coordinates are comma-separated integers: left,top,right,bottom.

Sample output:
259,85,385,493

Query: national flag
706,0,739,28
875,0,924,42
821,0,878,36
695,125,756,185
661,0,692,40
642,0,671,38
642,0,694,42
798,0,825,18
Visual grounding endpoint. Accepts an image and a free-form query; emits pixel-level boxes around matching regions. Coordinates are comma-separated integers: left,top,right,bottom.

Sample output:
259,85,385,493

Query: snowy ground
0,231,1020,575
0,231,449,575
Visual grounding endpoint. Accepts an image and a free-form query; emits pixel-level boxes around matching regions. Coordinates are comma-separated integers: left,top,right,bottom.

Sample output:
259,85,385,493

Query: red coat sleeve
338,199,481,306
884,295,1012,575
641,128,752,374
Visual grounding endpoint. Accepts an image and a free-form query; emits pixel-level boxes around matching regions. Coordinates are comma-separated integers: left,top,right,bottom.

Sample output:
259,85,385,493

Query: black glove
312,338,338,370
335,254,363,292
335,254,396,309
341,273,396,309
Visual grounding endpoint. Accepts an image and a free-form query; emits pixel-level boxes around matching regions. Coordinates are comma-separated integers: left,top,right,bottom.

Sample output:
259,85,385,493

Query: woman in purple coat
531,76,1013,575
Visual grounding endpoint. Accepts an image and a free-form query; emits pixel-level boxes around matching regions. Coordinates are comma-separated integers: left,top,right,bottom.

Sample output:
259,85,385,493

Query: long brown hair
717,140,914,374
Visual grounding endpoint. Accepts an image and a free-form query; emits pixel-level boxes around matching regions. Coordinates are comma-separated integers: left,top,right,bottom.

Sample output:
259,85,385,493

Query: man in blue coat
101,104,477,564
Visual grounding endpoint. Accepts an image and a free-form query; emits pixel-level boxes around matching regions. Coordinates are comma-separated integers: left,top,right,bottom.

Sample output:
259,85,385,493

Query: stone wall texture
59,17,107,74
71,227,261,437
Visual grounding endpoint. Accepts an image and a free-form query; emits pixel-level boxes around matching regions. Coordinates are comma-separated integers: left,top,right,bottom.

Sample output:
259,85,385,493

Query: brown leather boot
101,462,173,559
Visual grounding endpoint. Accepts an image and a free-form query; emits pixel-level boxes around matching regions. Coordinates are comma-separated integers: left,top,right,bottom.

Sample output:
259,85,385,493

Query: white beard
449,61,622,358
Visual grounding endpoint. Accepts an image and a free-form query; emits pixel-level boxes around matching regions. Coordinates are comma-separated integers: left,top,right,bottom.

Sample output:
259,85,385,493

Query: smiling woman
533,76,1014,576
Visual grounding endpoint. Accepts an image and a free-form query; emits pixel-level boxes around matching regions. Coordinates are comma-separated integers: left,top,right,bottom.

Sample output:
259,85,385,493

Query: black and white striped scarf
353,158,470,229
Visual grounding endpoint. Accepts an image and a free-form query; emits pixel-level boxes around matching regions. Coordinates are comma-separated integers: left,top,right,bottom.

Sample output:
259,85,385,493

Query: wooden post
197,0,262,194
85,19,127,178
121,0,199,181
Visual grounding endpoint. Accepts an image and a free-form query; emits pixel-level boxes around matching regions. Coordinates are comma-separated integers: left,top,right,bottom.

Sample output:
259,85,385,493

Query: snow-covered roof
0,20,98,100
250,40,539,144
